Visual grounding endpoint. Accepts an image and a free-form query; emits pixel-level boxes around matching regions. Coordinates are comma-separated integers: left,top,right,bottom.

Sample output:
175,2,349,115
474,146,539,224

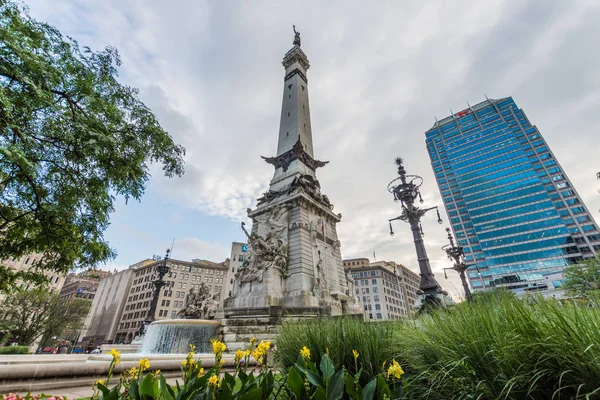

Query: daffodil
352,349,359,359
139,358,150,371
208,374,220,387
95,379,105,386
387,359,404,379
300,346,311,360
197,367,204,377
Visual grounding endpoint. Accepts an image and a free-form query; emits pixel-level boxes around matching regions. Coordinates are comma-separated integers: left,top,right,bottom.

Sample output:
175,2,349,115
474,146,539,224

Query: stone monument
223,28,362,339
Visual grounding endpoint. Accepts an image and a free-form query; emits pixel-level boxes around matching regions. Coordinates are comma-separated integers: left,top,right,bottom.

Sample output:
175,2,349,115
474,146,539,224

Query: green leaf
222,372,236,389
344,372,358,399
327,370,345,400
219,378,233,400
238,369,248,385
375,374,392,400
287,367,304,398
238,387,263,400
96,383,110,397
313,385,327,400
159,375,175,400
320,353,335,384
362,378,377,400
305,370,323,387
139,373,155,397
129,380,141,400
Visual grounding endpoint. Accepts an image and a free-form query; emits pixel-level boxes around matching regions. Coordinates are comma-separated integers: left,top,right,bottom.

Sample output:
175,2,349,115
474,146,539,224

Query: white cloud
171,238,230,263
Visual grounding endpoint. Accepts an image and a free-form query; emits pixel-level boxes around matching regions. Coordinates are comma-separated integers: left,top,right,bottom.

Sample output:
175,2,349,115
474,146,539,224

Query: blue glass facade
425,97,600,291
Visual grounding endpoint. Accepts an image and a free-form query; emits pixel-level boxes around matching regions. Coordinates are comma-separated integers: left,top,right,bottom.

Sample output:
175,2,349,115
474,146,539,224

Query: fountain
140,319,220,354
86,284,230,369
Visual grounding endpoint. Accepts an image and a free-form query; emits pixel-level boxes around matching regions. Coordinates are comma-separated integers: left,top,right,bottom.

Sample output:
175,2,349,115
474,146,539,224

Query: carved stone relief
235,204,290,285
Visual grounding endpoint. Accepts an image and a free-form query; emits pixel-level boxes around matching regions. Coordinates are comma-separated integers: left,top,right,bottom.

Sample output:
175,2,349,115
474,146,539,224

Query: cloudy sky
25,0,600,299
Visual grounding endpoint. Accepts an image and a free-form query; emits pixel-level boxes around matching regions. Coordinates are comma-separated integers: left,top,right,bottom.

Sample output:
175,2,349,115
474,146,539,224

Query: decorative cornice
284,68,308,83
252,190,341,222
282,47,310,70
261,138,328,172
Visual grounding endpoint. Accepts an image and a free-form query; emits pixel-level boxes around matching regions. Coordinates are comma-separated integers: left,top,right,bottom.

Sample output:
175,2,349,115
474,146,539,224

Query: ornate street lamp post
442,227,473,302
387,157,452,310
136,249,171,338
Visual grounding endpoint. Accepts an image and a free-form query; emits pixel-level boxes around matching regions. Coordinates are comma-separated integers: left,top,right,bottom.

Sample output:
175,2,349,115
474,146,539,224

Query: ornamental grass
398,291,600,399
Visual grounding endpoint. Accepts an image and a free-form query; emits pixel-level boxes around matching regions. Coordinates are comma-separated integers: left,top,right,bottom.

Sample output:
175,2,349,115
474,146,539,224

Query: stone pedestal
223,192,362,322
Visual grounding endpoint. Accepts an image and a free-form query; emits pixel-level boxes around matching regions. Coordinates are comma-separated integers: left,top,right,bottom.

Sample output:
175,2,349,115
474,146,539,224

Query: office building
225,242,248,299
425,97,600,293
80,268,134,348
1,253,66,293
114,258,229,343
343,258,420,319
60,268,113,300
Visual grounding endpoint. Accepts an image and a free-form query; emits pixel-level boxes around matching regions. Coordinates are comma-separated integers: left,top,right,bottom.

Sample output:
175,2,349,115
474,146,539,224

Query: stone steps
221,317,272,326
221,324,278,334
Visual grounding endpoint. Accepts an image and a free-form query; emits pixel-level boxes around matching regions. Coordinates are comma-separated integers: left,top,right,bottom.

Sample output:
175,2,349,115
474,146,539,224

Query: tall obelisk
223,27,361,321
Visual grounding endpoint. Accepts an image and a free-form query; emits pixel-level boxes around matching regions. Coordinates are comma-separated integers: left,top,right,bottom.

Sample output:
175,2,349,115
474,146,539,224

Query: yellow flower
189,344,197,352
352,349,359,359
235,349,251,363
300,346,311,360
252,348,264,364
387,359,404,380
250,337,257,346
211,339,227,355
152,370,161,377
235,349,244,362
95,379,105,386
208,374,220,387
197,367,204,377
256,340,271,354
182,358,197,368
108,348,120,359
128,366,139,378
139,358,150,371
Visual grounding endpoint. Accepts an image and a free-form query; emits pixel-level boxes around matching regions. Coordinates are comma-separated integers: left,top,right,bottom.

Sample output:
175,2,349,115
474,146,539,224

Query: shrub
0,345,28,354
397,292,600,399
276,317,400,385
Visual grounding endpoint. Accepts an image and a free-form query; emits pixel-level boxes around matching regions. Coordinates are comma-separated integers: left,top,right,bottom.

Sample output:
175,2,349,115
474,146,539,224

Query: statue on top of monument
293,25,301,47
178,283,219,319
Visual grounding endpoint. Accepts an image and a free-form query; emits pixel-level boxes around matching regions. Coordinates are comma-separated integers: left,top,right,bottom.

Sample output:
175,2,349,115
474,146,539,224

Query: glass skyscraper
425,97,600,293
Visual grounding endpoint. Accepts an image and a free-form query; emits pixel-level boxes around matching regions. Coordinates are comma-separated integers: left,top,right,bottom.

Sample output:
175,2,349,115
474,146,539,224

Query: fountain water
139,319,221,354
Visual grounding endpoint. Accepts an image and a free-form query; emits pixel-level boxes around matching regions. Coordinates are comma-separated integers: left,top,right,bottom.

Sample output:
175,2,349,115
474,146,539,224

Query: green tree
0,287,90,346
562,255,600,297
0,1,185,292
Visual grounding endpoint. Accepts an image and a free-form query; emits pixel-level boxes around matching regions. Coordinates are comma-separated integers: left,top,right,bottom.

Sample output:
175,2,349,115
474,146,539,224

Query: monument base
413,290,455,312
